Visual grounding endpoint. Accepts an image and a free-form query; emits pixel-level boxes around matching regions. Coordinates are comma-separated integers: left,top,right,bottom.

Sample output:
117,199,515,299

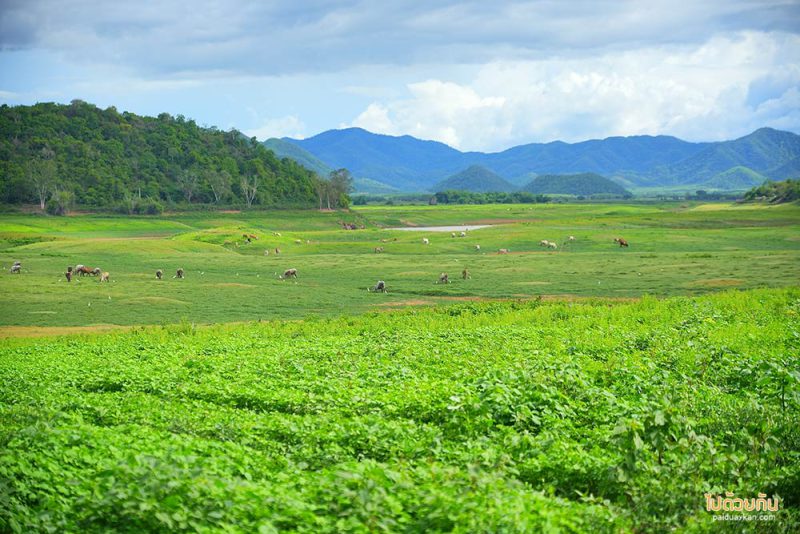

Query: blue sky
1,0,799,151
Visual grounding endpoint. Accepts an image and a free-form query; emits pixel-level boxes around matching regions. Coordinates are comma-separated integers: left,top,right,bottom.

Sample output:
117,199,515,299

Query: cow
422,238,429,245
76,266,94,276
475,244,481,251
369,280,387,293
614,237,629,247
99,272,110,283
275,248,281,255
568,236,576,241
498,248,510,254
374,246,384,253
174,268,185,279
281,268,298,279
459,231,466,237
273,232,282,236
462,268,470,280
10,261,21,274
295,239,302,244
91,267,102,276
437,273,450,284
65,266,72,282
548,242,558,249
156,269,163,280
264,249,270,256
451,232,456,238
539,240,550,247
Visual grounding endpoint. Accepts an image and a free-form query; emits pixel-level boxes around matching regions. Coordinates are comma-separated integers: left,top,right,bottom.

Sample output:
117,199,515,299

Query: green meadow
0,202,799,329
1,202,799,531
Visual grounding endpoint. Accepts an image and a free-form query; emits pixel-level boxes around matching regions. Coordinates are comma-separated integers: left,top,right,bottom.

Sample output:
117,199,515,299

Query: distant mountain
520,173,632,197
278,127,800,193
263,136,398,194
264,137,332,177
653,128,800,185
434,165,516,193
291,127,466,191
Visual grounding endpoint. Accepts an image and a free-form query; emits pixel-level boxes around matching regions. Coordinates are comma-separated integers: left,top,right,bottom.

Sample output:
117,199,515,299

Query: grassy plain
1,202,799,531
0,202,799,330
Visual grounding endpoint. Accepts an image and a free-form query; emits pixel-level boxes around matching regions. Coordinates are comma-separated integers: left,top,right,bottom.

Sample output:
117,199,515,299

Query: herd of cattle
7,235,631,295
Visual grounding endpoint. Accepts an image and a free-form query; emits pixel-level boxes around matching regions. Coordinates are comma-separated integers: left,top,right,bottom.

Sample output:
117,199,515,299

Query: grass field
1,202,798,532
0,202,799,330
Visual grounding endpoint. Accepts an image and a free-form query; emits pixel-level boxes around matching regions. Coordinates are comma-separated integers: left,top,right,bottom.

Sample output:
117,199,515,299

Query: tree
240,174,260,208
328,168,353,209
313,175,329,210
206,170,231,204
27,150,57,210
177,170,199,203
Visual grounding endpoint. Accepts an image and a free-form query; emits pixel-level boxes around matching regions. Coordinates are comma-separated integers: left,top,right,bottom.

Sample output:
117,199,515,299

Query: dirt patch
687,278,744,288
217,210,242,214
398,220,419,227
125,296,190,305
0,324,136,339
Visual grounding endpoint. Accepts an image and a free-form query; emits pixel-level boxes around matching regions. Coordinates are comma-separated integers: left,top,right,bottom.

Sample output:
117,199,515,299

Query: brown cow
282,268,298,279
374,246,384,253
65,266,72,282
614,237,629,247
462,268,470,280
76,266,93,276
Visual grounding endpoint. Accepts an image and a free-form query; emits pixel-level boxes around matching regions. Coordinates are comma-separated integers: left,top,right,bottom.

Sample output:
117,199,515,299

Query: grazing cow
548,241,558,249
374,246,384,253
475,244,481,251
437,273,450,284
65,266,72,282
451,232,456,238
614,237,629,247
275,247,281,255
273,232,282,236
156,269,163,280
459,231,466,237
74,264,85,273
91,267,102,276
175,268,185,279
10,261,21,274
264,249,270,256
498,248,510,254
281,268,298,279
462,268,470,280
249,234,258,240
568,235,576,241
539,240,550,247
295,239,302,244
370,280,387,293
422,238,430,245
76,266,94,276
99,272,110,282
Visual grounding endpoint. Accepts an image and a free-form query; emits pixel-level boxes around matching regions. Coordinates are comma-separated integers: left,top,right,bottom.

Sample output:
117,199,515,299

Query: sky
1,0,799,152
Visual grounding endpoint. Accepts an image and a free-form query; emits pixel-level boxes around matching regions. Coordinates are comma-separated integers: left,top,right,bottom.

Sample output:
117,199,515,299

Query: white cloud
347,31,800,150
244,115,306,140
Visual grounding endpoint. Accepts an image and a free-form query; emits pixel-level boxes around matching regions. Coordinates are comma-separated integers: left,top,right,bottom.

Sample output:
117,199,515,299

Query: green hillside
0,101,319,209
521,173,632,197
703,166,768,189
434,165,516,193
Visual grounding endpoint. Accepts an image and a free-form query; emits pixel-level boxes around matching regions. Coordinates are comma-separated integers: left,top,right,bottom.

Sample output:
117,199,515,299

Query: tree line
0,101,352,213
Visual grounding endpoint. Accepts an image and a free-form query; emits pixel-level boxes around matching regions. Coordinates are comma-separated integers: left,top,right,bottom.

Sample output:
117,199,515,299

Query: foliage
0,101,319,209
434,189,550,204
744,179,800,204
0,289,798,532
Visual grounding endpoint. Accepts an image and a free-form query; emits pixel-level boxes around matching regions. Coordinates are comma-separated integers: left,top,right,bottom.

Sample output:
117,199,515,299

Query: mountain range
265,127,800,193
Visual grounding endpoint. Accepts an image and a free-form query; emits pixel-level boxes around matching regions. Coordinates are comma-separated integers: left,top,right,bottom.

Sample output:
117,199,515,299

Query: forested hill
0,101,319,209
